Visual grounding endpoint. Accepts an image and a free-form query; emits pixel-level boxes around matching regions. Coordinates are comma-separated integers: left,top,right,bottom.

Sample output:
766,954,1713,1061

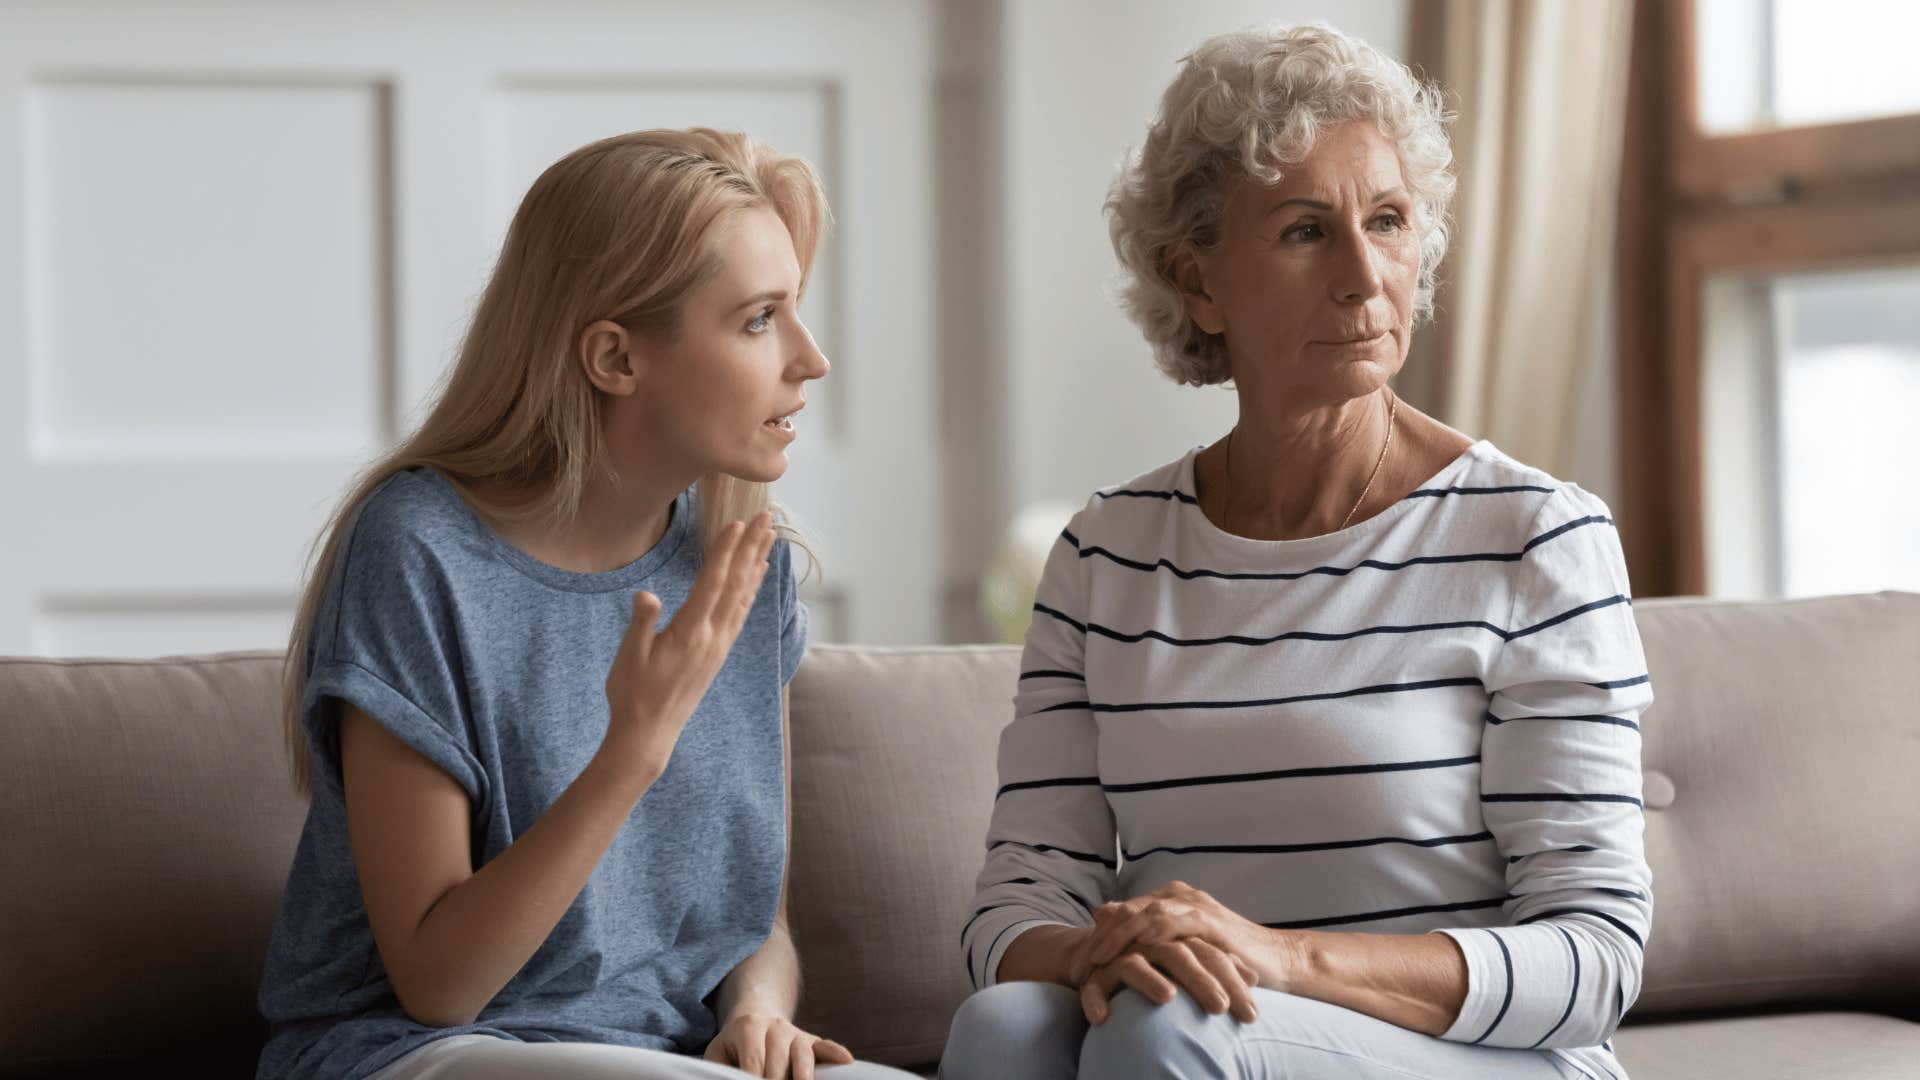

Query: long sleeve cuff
1433,924,1619,1049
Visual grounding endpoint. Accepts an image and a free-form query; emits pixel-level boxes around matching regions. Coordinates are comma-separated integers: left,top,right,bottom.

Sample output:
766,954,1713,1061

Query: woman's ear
1170,245,1226,336
579,319,639,396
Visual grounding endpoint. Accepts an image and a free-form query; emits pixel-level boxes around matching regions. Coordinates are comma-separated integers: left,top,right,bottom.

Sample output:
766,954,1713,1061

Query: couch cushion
0,652,301,1073
1631,592,1920,1018
1614,1011,1920,1080
786,644,1017,1068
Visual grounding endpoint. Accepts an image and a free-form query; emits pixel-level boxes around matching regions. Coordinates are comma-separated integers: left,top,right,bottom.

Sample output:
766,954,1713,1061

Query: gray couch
3,593,1917,1078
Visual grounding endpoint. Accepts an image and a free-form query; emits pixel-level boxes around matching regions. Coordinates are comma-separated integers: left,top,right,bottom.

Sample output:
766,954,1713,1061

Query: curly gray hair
1106,23,1457,387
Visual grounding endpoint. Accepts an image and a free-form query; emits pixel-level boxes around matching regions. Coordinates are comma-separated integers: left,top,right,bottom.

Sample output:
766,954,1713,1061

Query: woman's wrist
995,923,1089,986
1253,926,1310,994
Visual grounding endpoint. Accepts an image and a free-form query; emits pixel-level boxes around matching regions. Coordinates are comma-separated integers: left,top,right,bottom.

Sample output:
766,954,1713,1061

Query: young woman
255,129,910,1080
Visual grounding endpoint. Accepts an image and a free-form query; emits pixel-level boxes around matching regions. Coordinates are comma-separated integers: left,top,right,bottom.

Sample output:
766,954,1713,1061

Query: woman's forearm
995,924,1086,986
387,744,657,1027
1264,928,1468,1036
715,920,800,1022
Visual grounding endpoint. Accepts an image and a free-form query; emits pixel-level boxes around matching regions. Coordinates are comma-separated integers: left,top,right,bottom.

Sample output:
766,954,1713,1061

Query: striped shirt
964,441,1651,1080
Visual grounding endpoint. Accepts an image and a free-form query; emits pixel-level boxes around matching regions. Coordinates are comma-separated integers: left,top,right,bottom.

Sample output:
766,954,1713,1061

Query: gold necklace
1221,388,1398,536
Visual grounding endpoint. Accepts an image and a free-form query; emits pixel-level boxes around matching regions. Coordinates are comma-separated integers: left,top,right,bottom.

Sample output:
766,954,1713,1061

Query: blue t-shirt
256,468,805,1080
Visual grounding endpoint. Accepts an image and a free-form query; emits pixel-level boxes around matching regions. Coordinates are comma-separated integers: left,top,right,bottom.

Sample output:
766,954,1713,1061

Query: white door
0,0,937,655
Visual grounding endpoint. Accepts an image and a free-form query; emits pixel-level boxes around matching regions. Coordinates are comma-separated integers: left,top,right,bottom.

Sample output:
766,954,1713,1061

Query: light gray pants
368,1032,921,1080
939,982,1601,1080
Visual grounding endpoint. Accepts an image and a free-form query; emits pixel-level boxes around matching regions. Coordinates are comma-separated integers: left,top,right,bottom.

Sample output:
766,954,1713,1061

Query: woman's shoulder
336,468,484,580
1069,451,1197,532
1451,442,1613,527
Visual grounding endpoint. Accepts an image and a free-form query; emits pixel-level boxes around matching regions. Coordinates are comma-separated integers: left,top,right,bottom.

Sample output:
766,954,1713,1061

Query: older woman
941,24,1650,1080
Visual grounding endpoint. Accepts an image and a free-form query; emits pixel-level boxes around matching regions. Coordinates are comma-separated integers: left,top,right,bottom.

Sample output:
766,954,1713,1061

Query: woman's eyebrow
1264,188,1408,217
730,289,788,313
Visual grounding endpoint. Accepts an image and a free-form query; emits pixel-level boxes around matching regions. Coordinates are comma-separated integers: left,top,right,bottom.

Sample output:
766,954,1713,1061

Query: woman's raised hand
601,511,777,783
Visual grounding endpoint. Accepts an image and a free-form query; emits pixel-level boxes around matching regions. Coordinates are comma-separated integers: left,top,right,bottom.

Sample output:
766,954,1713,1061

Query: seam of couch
1643,974,1917,995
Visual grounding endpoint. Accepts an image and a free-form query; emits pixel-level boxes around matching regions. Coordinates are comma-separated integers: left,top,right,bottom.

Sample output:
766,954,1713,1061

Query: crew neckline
1179,439,1493,553
411,467,693,593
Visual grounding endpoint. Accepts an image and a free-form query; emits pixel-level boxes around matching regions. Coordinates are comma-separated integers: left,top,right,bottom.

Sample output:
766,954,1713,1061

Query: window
1615,0,1920,597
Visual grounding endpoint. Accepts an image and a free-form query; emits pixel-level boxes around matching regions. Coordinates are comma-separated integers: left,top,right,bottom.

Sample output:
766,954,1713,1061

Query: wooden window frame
1616,0,1920,596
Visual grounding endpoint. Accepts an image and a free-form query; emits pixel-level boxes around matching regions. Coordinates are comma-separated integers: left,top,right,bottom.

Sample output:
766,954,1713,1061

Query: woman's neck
471,455,692,575
1209,389,1395,540
1200,389,1473,541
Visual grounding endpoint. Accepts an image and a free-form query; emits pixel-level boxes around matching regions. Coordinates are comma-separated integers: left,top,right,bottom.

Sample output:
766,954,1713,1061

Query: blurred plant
978,501,1079,644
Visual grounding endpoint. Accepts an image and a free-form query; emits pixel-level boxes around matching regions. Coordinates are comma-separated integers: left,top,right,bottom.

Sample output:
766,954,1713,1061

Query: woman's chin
722,454,789,485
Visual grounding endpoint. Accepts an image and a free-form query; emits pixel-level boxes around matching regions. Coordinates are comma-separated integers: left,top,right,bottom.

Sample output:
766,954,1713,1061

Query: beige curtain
1401,0,1635,479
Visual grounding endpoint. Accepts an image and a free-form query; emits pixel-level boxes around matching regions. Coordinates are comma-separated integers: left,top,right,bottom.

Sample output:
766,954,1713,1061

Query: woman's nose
1330,231,1384,303
791,321,830,380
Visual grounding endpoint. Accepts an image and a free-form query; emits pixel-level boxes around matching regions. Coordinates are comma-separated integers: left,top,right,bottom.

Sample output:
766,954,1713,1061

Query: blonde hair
1106,23,1456,386
281,128,828,794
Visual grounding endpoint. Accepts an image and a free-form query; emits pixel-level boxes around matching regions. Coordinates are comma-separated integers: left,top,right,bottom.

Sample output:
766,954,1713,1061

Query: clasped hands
1062,880,1294,1027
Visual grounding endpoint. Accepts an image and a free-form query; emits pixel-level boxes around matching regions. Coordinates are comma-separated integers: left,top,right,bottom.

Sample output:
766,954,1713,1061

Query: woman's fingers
1069,901,1140,982
1080,902,1200,978
1079,953,1176,1025
1143,940,1229,1015
1188,938,1260,1023
761,1022,795,1080
791,1037,816,1080
733,1016,767,1077
723,515,777,630
814,1039,854,1064
678,519,745,628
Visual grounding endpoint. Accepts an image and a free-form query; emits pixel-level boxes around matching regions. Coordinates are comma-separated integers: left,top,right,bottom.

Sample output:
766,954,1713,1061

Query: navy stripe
1484,792,1644,807
1262,895,1508,930
1508,844,1598,864
1410,484,1557,498
960,902,1008,942
1032,601,1087,634
1105,478,1551,499
1532,925,1582,1048
1126,830,1494,861
1105,755,1480,794
1073,515,1611,583
1095,488,1199,505
1521,515,1614,553
1033,699,1091,715
1070,595,1627,651
988,838,1117,868
1489,713,1641,732
961,886,1096,945
1090,675,1481,715
1519,907,1646,950
1019,668,1086,681
1588,674,1650,690
1061,529,1080,549
997,775,1102,797
964,943,976,986
1473,929,1516,1044
1503,595,1633,641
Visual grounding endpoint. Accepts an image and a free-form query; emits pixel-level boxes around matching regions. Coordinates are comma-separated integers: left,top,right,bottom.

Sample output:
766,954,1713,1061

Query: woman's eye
746,306,775,334
1372,212,1406,231
1283,223,1323,242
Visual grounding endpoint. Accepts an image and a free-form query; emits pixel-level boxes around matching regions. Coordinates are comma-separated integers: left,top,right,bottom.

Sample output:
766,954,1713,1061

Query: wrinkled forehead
1245,122,1409,206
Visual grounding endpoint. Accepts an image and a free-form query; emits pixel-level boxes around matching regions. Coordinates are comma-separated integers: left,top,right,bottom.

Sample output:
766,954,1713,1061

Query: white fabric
964,441,1652,1080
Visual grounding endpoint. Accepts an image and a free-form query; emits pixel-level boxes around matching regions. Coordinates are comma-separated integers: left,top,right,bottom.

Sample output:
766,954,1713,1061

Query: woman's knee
1078,990,1236,1080
939,981,1082,1080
